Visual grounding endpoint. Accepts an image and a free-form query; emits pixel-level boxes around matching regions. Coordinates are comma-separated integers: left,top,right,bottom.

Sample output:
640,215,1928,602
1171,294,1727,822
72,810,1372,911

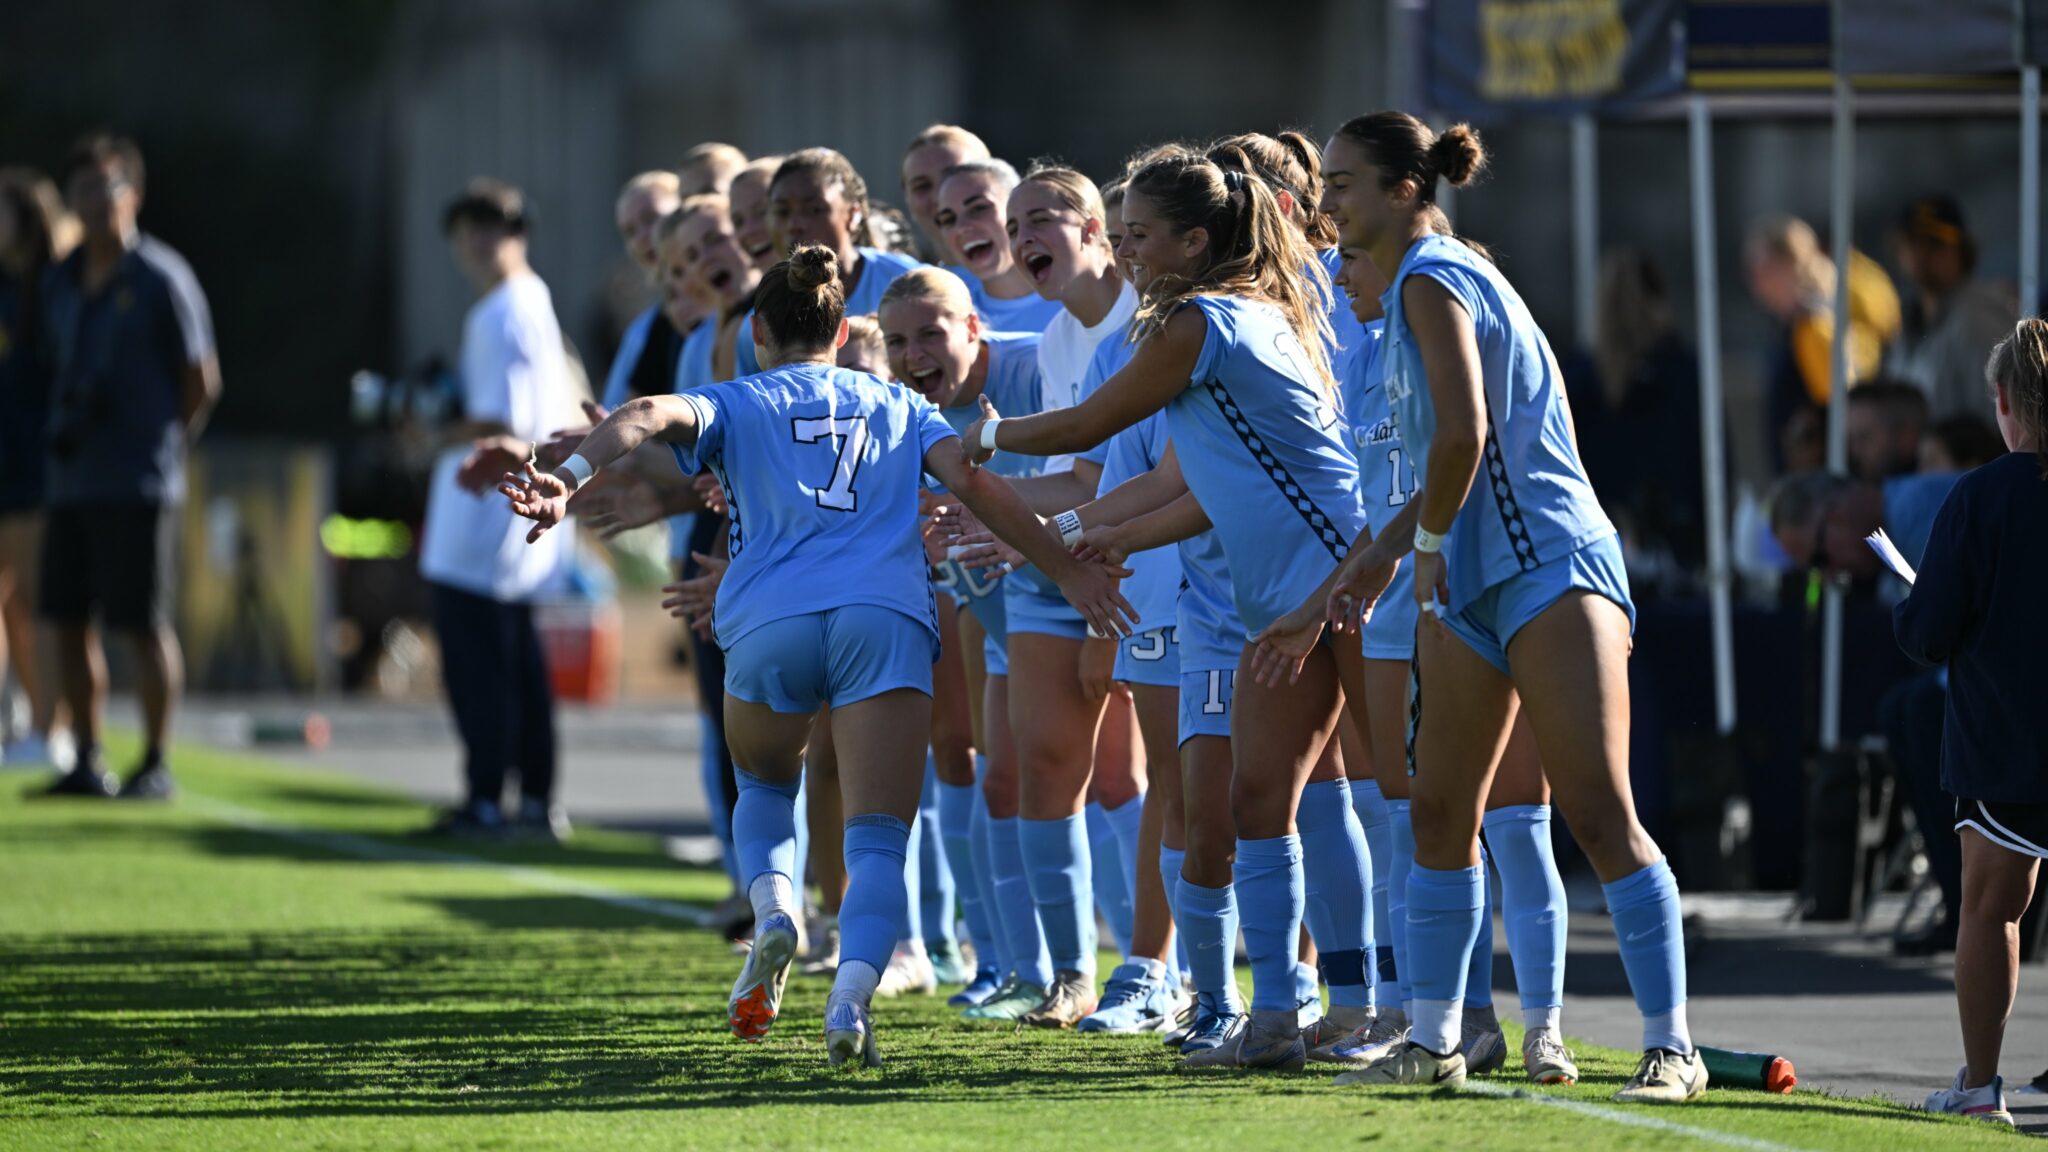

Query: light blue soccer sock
1233,834,1306,1014
1084,802,1134,958
1484,805,1567,1030
967,757,1008,976
1465,845,1496,1010
791,772,810,911
1021,814,1098,976
1386,799,1416,1014
732,768,799,922
1159,844,1190,985
839,814,912,978
1104,792,1146,912
1604,857,1692,1054
918,757,956,949
898,807,925,947
990,816,1053,986
702,714,739,885
938,775,993,964
1352,780,1396,1004
1296,779,1374,1009
1405,863,1484,1055
1176,877,1244,1015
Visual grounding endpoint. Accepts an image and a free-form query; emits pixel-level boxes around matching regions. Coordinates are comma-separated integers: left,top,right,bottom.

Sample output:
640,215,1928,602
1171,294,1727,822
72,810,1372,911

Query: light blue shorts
725,605,938,714
1361,558,1419,662
1003,581,1087,640
1178,667,1236,746
982,631,1009,678
1114,626,1180,687
1440,533,1636,678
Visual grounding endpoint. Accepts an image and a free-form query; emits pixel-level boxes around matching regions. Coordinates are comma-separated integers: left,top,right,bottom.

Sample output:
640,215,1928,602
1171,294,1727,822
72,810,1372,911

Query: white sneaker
727,912,799,1041
1522,1028,1579,1085
1333,1041,1467,1088
1182,1008,1306,1071
875,943,936,997
1924,1068,2014,1126
1615,1047,1709,1104
825,994,883,1069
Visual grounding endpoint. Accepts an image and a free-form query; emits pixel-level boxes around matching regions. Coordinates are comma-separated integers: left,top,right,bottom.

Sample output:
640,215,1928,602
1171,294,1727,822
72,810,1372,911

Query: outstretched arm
497,394,706,541
960,308,1203,464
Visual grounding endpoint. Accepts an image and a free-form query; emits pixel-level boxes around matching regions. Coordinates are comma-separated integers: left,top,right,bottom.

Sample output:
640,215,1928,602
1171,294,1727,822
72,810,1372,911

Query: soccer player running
499,246,1132,1068
1289,113,1697,1101
963,151,1372,1070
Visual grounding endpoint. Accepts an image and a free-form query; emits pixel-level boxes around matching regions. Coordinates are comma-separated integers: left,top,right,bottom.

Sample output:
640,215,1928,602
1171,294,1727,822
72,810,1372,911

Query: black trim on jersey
1479,400,1540,571
1405,648,1422,778
709,456,743,559
1201,378,1350,561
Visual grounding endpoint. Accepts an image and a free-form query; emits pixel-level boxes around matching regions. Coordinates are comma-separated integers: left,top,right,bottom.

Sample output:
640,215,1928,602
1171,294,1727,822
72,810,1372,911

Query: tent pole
1572,114,1599,349
2025,65,2041,320
1821,74,1855,754
1688,95,1738,736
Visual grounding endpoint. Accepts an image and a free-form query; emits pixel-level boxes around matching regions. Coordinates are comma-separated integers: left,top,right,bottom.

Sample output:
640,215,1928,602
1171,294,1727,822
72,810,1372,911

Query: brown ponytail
1208,131,1339,250
1335,112,1488,202
1125,154,1335,398
754,244,846,354
1986,318,2048,478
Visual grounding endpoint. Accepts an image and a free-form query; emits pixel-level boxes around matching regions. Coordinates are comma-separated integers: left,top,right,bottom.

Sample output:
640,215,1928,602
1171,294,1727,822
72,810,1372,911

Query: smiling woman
936,159,1061,333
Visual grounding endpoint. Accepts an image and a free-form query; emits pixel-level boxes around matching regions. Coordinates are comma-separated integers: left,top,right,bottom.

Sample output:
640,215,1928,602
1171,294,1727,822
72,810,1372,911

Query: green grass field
0,741,2020,1151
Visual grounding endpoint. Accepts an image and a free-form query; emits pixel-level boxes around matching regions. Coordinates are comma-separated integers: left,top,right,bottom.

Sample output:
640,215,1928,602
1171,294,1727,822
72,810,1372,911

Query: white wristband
980,418,1003,452
560,453,596,491
1413,524,1444,554
1054,509,1085,549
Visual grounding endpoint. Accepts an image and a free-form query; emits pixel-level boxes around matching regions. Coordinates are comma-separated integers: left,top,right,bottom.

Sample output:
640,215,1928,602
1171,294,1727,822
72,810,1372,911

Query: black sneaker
419,801,506,839
510,798,571,844
37,762,120,798
117,762,177,801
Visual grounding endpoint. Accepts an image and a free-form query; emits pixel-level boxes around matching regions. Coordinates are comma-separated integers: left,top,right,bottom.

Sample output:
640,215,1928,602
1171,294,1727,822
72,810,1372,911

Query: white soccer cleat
1614,1047,1709,1104
1312,1010,1407,1066
825,995,883,1069
875,943,937,997
1182,1008,1306,1072
727,912,798,1041
1522,1029,1579,1085
1460,1011,1507,1076
1333,1042,1467,1088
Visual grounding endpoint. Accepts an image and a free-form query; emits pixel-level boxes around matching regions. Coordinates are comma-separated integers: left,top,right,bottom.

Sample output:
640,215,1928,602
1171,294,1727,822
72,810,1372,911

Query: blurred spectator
1564,250,1706,577
420,179,578,839
1767,467,1958,580
677,142,746,198
1922,413,2006,474
1747,215,1902,473
1846,379,1927,482
0,168,74,769
1886,195,2015,420
597,172,683,410
35,135,219,800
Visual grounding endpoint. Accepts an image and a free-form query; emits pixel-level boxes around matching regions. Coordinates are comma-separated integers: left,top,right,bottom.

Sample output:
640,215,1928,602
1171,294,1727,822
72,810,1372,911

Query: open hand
1054,555,1139,639
958,395,1001,468
660,550,728,633
584,473,666,539
1326,549,1399,635
499,462,572,543
694,473,728,515
1248,603,1326,687
458,435,530,494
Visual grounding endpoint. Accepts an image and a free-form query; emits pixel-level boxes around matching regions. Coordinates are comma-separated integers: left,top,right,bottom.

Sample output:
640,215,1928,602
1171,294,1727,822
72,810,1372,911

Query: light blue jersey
669,363,955,651
1318,247,1370,363
931,331,1046,644
1381,234,1614,614
1338,320,1419,659
736,248,926,377
957,265,1064,332
1091,328,1180,635
666,318,722,562
601,305,661,411
1166,295,1370,636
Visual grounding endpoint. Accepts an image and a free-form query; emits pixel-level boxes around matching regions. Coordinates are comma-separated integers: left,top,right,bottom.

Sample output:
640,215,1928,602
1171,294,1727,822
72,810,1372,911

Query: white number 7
792,416,871,512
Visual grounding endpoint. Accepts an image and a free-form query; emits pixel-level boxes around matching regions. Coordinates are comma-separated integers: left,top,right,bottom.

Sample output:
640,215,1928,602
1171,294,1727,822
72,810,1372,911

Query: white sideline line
184,795,719,929
1460,1081,1811,1152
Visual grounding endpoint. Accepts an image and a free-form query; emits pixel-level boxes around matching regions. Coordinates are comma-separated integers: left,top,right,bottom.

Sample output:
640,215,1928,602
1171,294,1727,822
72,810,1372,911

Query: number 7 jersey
671,362,959,650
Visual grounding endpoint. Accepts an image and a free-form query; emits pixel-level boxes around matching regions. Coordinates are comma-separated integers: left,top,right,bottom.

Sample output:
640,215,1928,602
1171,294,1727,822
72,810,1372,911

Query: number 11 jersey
672,362,959,650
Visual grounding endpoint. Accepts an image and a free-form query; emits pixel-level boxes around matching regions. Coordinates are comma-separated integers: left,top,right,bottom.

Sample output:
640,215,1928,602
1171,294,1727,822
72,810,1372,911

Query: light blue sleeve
668,388,724,475
1186,297,1230,386
1408,258,1488,327
915,399,959,457
601,308,656,411
734,313,761,377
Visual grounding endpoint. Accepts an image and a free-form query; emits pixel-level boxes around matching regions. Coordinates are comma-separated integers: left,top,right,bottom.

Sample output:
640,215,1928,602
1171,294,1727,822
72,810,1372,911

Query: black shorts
38,500,177,632
1955,797,2048,860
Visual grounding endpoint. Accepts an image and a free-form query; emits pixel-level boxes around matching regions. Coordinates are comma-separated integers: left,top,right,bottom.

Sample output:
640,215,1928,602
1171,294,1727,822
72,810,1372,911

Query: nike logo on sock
1623,926,1663,942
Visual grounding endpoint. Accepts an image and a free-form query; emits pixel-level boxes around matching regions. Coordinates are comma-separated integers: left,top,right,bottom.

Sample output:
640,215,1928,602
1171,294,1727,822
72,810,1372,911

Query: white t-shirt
1035,280,1139,473
420,272,579,602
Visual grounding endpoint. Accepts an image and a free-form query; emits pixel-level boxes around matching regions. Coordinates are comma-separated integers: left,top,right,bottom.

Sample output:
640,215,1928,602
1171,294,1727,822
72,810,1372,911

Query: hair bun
787,244,839,292
1429,123,1487,187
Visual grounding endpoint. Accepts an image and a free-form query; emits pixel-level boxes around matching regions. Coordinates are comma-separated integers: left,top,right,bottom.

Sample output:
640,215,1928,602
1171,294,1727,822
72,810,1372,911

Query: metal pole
1572,114,1599,350
1688,95,1738,736
1821,73,1855,753
2025,65,2041,321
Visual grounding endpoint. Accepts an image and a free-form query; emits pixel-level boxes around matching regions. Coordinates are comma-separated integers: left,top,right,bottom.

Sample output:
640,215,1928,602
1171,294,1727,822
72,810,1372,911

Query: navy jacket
1894,451,2048,804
